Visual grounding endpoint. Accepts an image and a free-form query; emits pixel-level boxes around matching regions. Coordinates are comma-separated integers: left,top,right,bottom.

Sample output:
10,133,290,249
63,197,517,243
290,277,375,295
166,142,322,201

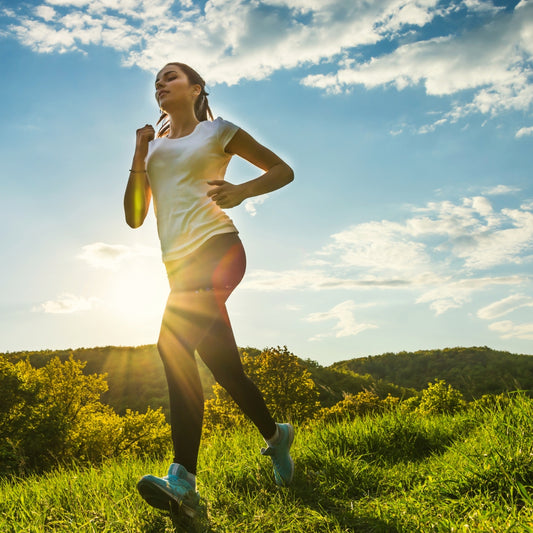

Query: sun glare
104,260,169,326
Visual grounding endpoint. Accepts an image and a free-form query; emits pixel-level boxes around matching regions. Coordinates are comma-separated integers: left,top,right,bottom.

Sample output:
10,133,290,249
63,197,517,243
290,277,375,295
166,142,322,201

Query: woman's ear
192,84,202,97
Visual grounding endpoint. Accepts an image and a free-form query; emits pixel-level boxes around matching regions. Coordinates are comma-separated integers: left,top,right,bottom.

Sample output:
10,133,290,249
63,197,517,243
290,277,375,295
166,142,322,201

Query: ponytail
156,62,214,138
195,88,214,122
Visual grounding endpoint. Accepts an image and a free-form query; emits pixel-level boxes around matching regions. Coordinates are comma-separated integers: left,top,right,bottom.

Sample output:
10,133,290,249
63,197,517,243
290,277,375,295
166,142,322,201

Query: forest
2,344,532,416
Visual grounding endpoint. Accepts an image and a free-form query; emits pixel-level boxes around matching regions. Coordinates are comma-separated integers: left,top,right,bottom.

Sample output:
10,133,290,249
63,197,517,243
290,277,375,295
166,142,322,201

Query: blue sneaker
260,423,295,486
137,463,200,517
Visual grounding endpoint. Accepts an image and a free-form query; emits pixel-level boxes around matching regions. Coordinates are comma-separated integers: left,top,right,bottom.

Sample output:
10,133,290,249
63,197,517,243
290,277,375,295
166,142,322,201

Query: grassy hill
1,394,532,532
331,346,533,400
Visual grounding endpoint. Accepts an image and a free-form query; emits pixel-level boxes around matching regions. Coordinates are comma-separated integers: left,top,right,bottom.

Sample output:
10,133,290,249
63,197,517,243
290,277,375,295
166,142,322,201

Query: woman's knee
212,364,249,392
157,330,192,363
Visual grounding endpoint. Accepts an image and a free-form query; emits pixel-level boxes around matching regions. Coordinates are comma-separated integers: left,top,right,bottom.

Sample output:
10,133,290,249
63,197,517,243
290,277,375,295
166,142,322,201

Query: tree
417,379,465,415
204,346,320,433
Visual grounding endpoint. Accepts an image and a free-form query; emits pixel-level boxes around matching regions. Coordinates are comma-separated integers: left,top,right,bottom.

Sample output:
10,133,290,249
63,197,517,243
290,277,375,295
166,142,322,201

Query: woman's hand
134,124,155,161
206,180,247,209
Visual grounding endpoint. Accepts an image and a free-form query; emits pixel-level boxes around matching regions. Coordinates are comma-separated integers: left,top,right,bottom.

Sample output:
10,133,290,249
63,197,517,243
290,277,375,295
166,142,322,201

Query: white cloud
305,299,377,341
489,319,533,340
477,293,533,320
316,196,533,272
35,5,56,21
46,0,94,7
389,127,404,136
456,208,533,269
285,303,302,311
462,0,503,14
319,220,431,274
242,193,532,316
244,194,269,216
516,126,533,137
32,293,101,314
3,0,531,126
416,275,527,315
301,1,533,124
483,184,521,195
418,118,448,134
77,242,159,270
240,268,420,291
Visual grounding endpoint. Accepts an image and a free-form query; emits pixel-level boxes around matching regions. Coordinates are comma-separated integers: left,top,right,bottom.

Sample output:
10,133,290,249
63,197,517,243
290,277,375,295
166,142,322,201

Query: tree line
2,345,532,417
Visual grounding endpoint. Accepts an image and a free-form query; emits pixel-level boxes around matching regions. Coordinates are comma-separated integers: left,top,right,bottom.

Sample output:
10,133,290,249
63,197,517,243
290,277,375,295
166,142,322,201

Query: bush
315,391,400,423
417,379,466,415
204,345,321,434
0,354,170,475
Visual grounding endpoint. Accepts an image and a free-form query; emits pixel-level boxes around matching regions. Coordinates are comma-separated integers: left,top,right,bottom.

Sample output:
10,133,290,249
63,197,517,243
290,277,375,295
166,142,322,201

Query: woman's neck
165,106,200,138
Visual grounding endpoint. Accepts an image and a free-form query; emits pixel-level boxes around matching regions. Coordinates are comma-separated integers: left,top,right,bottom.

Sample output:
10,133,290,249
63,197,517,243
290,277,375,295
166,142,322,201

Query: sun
102,258,170,330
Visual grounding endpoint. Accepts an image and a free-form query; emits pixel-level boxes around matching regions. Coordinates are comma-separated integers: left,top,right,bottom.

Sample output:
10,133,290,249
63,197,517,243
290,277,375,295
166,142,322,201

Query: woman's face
155,65,199,111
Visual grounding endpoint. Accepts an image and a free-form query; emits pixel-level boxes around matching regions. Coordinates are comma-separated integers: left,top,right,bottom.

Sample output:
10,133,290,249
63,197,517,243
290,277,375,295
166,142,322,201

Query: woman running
124,62,295,518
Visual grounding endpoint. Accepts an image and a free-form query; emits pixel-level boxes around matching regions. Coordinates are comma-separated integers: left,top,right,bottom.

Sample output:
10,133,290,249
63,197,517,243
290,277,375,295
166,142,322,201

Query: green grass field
2,394,533,532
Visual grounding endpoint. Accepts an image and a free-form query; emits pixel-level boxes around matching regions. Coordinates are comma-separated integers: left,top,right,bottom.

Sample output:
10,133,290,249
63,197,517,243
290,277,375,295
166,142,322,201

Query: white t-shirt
145,116,240,263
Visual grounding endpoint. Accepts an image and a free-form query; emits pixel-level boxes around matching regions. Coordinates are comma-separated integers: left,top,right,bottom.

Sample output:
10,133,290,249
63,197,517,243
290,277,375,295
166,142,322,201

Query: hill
2,344,414,414
2,345,190,416
301,358,417,406
331,346,533,400
2,394,533,531
4,345,530,415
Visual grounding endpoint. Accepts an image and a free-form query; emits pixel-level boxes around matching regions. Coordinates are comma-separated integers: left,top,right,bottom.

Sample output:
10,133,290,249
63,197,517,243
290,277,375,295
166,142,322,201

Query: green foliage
0,344,216,417
72,407,170,463
204,346,321,433
332,345,533,400
304,362,417,408
316,391,400,422
314,380,468,423
248,346,321,421
0,354,170,475
470,391,510,411
3,395,533,531
417,378,466,415
4,345,531,419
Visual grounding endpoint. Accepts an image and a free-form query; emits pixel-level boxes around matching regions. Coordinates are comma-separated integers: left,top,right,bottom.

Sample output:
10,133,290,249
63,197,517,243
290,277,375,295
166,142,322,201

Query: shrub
417,379,466,415
204,346,320,434
0,354,170,475
315,392,400,423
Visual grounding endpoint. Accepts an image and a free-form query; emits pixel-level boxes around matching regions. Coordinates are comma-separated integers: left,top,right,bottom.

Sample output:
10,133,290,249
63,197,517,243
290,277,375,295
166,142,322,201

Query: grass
2,395,533,532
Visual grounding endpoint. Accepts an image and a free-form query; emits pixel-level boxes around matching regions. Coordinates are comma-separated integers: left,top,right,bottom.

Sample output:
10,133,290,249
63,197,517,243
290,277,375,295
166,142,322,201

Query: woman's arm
124,125,154,228
206,128,294,209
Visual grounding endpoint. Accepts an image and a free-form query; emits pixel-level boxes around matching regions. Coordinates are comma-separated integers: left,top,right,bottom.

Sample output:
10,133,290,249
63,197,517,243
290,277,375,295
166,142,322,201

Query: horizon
1,0,532,366
2,343,531,366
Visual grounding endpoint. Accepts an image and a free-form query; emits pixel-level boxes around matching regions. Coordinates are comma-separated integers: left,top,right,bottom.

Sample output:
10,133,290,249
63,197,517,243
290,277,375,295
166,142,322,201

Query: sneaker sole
136,477,198,518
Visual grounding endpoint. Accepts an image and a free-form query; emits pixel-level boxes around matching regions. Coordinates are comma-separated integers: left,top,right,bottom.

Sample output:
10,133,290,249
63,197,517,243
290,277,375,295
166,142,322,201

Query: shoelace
261,446,281,467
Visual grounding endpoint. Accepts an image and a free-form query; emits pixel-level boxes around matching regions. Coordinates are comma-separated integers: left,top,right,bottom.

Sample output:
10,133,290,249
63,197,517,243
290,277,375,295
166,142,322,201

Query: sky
0,0,532,366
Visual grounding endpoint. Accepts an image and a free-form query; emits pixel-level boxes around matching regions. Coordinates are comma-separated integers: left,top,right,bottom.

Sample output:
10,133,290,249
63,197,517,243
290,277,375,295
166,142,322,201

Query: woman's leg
157,232,277,474
196,301,277,440
157,287,223,474
157,232,256,474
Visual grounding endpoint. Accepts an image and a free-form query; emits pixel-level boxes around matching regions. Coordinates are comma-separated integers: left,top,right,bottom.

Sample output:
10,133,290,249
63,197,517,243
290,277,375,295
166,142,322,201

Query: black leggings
157,232,276,474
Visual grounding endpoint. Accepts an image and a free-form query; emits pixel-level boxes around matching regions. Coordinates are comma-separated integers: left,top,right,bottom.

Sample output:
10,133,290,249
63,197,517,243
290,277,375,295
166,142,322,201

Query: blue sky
0,0,532,365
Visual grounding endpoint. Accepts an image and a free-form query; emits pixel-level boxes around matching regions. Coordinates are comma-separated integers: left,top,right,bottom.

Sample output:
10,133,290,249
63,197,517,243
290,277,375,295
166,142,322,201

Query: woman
123,62,295,518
